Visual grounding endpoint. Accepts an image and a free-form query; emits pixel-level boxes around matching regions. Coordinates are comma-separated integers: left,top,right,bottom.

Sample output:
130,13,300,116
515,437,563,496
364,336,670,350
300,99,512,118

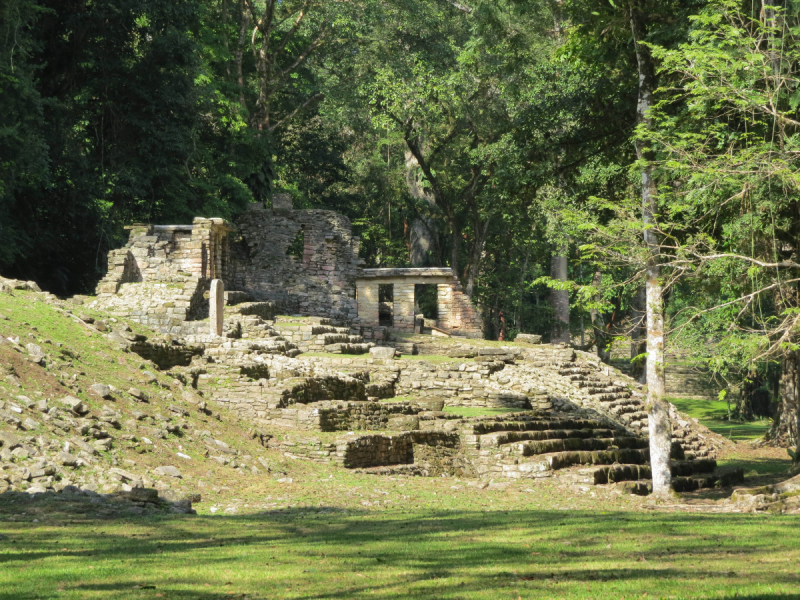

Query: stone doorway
414,284,438,320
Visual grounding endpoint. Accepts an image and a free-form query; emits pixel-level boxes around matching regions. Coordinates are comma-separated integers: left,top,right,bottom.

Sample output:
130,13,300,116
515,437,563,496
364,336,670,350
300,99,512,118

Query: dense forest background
4,0,800,444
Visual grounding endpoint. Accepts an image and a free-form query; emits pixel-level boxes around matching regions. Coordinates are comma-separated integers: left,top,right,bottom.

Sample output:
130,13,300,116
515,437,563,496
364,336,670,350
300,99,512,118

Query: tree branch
268,92,324,131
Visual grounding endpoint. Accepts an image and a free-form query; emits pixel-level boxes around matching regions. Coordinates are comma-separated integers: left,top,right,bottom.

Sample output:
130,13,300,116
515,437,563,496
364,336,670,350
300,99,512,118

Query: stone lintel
358,268,454,279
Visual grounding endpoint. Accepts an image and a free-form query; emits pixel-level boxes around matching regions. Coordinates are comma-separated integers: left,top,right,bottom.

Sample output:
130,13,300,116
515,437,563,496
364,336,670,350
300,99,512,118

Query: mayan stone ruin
0,196,742,508
55,194,743,495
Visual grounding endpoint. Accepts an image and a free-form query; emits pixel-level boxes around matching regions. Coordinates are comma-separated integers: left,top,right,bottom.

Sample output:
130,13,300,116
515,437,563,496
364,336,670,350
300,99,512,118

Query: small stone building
356,268,482,337
92,195,483,337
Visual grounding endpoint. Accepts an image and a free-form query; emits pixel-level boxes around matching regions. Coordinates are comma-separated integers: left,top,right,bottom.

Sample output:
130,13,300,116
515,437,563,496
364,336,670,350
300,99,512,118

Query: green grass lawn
2,499,799,600
668,397,773,442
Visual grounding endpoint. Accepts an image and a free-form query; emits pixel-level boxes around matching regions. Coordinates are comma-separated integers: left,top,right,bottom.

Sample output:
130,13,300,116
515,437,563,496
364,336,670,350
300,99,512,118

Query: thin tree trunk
465,219,490,298
550,241,570,344
629,0,672,498
449,217,460,279
235,0,248,111
772,350,800,446
590,270,611,363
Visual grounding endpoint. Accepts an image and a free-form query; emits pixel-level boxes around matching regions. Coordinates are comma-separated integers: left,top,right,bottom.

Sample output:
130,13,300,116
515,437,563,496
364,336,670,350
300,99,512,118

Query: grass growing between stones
402,354,465,363
2,497,799,600
443,406,521,417
668,397,772,442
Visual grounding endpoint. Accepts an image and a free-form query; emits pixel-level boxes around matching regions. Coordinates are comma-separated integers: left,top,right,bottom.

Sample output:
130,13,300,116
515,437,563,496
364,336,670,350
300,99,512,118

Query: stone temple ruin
87,196,738,492
93,194,482,339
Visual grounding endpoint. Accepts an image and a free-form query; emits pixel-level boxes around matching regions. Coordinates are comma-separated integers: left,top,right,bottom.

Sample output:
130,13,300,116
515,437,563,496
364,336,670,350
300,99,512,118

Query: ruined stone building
91,195,483,338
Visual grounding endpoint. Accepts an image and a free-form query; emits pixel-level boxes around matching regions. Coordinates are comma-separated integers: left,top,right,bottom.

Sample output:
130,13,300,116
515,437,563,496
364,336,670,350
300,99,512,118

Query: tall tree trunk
590,270,611,363
465,218,490,298
772,350,800,446
234,0,248,111
405,151,439,266
629,0,672,498
449,214,460,279
549,241,570,344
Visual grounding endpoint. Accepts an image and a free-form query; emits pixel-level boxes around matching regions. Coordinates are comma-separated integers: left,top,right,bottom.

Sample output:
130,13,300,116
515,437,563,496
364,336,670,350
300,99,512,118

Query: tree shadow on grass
2,494,800,599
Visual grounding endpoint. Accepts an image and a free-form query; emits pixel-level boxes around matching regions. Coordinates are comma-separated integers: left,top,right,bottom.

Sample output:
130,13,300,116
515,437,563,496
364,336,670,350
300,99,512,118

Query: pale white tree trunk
629,0,672,497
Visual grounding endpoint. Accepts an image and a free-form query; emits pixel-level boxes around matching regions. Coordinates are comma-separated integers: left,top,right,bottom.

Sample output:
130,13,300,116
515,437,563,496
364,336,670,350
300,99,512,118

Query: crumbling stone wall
91,218,233,333
230,199,362,320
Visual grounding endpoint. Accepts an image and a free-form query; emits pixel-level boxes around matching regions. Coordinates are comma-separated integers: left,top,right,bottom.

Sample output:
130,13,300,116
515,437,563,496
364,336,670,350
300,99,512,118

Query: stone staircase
461,415,652,479
271,317,373,355
506,348,717,460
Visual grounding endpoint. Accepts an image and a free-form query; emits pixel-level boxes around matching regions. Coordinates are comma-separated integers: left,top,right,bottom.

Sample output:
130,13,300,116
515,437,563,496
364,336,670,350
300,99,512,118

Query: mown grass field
1,293,797,599
668,397,773,442
2,494,799,600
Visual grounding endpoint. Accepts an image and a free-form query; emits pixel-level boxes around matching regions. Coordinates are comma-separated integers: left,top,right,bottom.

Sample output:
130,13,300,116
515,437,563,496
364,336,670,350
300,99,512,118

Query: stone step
511,447,651,476
322,342,373,355
585,386,627,394
321,333,351,345
509,436,648,457
604,398,640,409
593,392,632,402
311,325,340,335
671,468,744,492
353,464,426,476
609,404,642,417
224,290,252,306
478,428,615,449
591,458,718,485
470,418,608,435
225,301,275,320
559,367,590,376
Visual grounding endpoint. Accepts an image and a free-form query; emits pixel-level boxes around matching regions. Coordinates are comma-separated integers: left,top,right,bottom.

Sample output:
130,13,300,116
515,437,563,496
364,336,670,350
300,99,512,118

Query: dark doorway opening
379,284,394,326
415,284,438,319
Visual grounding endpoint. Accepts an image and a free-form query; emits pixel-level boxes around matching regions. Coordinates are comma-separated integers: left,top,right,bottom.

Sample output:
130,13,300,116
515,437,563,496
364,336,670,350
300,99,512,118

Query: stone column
357,280,380,327
393,280,416,331
210,279,224,336
437,283,453,331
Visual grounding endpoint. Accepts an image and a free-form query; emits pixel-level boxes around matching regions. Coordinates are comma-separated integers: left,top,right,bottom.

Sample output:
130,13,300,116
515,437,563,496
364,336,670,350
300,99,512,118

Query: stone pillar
210,279,224,336
437,283,453,331
357,280,380,326
393,280,416,331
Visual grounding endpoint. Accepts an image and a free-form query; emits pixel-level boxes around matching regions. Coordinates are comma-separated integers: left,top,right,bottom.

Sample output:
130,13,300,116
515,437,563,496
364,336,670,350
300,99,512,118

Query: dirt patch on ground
0,345,70,399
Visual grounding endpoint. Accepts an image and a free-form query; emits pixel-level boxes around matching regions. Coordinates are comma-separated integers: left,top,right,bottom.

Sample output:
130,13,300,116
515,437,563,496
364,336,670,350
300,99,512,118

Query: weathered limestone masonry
356,268,482,337
93,196,484,340
230,197,362,321
91,219,233,333
166,328,729,484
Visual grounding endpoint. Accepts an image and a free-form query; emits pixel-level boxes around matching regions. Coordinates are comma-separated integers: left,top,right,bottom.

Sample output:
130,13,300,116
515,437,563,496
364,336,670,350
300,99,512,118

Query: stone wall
337,431,461,471
91,218,233,333
229,200,362,320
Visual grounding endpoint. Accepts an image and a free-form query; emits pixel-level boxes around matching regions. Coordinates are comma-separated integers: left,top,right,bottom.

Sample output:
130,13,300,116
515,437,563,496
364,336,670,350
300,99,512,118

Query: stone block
369,346,396,360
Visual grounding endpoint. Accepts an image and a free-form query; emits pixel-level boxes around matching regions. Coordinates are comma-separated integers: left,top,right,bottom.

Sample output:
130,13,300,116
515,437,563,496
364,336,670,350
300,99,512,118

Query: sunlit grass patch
668,396,772,441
